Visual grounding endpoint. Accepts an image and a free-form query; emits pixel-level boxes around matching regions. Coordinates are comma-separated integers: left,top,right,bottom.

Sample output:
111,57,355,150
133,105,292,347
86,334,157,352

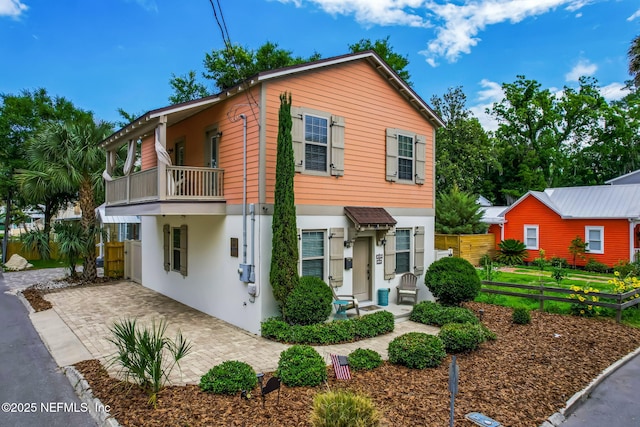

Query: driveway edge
63,365,121,427
541,345,640,427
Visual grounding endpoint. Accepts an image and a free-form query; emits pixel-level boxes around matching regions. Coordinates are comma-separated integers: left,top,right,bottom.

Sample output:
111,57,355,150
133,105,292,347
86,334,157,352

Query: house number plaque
376,254,383,264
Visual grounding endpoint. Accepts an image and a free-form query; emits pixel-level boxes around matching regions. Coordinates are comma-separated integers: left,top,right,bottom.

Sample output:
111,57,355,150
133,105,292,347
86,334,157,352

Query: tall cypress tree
270,92,299,312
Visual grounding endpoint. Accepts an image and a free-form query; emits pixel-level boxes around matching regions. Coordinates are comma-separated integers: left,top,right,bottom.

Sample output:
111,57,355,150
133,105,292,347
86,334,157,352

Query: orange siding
263,60,435,209
140,135,156,170
488,224,502,249
503,195,631,267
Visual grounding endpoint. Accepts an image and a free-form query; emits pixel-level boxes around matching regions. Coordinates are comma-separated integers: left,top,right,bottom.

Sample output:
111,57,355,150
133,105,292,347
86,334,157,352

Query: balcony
106,166,224,207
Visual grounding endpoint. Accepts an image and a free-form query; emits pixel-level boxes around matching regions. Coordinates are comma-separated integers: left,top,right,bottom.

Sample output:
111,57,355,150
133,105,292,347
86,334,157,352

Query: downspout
250,203,256,286
238,114,255,285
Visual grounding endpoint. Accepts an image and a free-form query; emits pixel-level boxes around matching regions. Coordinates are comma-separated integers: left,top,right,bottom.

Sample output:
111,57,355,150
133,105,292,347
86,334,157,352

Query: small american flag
330,354,351,380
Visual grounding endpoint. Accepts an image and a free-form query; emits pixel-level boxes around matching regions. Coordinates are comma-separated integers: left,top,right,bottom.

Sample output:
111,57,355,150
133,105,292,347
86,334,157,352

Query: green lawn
476,267,640,328
27,258,70,270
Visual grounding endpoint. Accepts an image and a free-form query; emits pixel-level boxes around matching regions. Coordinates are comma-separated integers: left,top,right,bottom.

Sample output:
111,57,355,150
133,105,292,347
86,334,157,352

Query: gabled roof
502,184,640,220
605,169,640,185
100,50,444,149
480,206,507,224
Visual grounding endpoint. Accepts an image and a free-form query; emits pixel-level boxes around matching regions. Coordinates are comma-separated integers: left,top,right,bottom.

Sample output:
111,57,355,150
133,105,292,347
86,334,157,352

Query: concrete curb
63,365,121,427
541,345,640,427
16,289,35,315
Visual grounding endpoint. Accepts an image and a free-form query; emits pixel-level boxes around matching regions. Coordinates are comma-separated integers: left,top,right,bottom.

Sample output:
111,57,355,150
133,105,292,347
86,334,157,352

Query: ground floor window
301,230,325,278
172,227,182,272
395,228,411,273
524,225,539,250
585,226,604,254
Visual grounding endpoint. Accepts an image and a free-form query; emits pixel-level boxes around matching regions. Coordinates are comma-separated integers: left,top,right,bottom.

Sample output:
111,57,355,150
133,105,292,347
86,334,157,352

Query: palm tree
28,120,113,281
629,35,640,88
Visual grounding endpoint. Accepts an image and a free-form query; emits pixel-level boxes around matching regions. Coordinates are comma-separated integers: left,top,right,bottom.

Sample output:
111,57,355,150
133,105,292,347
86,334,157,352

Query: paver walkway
43,281,439,384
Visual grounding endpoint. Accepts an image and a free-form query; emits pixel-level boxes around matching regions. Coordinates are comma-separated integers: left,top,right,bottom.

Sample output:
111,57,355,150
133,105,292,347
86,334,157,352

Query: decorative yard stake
449,355,459,427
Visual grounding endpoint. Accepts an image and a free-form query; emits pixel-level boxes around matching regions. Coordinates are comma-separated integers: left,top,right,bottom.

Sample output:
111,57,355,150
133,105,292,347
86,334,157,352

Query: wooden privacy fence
481,280,640,323
435,234,496,266
6,241,60,260
104,242,125,278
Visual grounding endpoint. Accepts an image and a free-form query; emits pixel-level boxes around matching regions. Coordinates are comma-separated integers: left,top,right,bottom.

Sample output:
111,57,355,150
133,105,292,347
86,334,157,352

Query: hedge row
261,311,394,344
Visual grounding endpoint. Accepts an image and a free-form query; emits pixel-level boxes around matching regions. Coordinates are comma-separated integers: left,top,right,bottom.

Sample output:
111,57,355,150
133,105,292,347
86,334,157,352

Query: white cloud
277,0,431,27
565,59,597,82
469,79,504,131
421,0,592,66
0,0,28,18
599,82,630,101
628,9,640,21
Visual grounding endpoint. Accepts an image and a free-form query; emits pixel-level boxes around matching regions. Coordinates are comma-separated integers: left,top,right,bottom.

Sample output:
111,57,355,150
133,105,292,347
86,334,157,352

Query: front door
205,131,218,168
353,237,371,302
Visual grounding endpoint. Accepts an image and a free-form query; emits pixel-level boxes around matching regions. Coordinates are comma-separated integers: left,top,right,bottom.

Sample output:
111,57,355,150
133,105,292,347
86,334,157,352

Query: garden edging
540,345,640,427
63,365,121,427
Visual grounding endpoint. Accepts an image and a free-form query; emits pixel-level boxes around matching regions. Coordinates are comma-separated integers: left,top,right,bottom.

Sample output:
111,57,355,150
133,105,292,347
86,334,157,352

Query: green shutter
414,226,425,275
291,107,304,173
330,115,345,177
384,229,396,280
180,224,188,277
163,224,170,272
415,134,426,185
386,128,398,182
329,227,344,287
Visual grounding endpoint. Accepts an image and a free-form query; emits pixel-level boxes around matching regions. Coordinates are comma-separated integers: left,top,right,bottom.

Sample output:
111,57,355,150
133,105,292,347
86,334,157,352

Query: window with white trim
385,128,426,184
524,225,539,250
397,134,414,181
301,230,325,278
304,115,328,172
585,226,604,254
395,229,411,273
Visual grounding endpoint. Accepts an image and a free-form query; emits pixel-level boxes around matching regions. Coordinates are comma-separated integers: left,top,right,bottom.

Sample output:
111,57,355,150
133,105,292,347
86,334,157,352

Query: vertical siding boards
504,196,631,267
434,234,496,266
263,60,435,208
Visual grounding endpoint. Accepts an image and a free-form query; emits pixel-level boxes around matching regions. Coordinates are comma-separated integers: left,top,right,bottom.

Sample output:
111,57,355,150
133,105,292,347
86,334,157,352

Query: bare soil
71,302,640,427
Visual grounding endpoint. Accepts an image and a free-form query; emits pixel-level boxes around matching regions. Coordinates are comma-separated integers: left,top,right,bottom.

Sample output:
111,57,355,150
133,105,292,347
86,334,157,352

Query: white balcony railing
106,166,224,206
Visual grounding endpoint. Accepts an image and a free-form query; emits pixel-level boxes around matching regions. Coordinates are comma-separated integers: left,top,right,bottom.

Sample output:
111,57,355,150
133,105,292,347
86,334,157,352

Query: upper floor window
585,226,604,254
386,128,426,185
291,107,344,177
304,115,328,172
524,225,539,250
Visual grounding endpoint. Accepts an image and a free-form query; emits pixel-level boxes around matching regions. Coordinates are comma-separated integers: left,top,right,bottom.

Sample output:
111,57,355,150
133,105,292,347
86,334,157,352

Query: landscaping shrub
388,332,446,369
108,318,192,407
496,239,528,266
276,345,327,387
347,349,383,371
199,360,257,395
479,323,497,341
512,307,531,325
549,256,567,268
410,301,479,326
584,258,610,273
424,257,481,306
261,311,394,345
613,259,640,278
310,389,380,427
438,322,485,353
284,276,333,325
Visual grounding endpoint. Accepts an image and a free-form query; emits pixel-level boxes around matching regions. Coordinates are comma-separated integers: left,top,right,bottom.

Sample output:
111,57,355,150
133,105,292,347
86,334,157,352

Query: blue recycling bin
377,288,389,306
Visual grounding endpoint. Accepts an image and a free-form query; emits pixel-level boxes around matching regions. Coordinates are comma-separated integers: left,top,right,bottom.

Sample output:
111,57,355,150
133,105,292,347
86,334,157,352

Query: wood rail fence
481,280,640,323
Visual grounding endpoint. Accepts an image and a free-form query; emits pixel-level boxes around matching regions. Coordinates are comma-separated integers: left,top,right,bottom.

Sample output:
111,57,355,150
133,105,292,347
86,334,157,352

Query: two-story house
100,51,444,334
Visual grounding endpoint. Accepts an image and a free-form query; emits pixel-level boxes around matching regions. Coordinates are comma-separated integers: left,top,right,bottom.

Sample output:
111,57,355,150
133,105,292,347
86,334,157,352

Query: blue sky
1,0,639,130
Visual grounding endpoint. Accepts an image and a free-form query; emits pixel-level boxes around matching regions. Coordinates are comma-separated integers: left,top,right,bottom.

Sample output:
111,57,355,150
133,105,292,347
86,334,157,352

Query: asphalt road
0,270,97,427
560,352,640,427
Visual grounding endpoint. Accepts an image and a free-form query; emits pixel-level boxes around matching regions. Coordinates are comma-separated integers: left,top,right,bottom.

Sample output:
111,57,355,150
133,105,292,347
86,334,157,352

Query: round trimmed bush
348,348,383,371
438,322,485,353
199,360,257,395
276,344,327,386
284,276,333,325
512,307,531,325
410,301,479,326
310,389,380,427
424,257,481,306
388,332,446,369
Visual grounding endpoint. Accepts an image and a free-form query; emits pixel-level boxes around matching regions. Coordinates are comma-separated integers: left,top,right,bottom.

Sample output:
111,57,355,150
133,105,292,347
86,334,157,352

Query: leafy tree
270,93,299,311
435,185,488,234
0,89,90,262
568,236,588,268
488,76,607,203
349,36,411,84
629,35,640,89
430,87,497,197
29,120,113,281
168,71,209,104
53,220,84,278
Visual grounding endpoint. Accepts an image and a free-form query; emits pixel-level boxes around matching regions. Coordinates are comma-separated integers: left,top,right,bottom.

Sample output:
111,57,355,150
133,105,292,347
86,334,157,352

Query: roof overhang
344,206,397,231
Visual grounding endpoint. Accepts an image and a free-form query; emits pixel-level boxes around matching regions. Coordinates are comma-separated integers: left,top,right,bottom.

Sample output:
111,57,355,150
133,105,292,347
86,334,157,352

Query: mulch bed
21,288,52,311
75,302,640,427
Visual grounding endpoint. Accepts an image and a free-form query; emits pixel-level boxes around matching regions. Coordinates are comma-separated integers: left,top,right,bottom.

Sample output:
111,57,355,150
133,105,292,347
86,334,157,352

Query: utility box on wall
344,257,353,270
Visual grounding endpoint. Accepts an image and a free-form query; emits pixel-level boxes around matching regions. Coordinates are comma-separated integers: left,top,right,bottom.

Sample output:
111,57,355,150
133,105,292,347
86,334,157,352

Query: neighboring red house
499,185,640,267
